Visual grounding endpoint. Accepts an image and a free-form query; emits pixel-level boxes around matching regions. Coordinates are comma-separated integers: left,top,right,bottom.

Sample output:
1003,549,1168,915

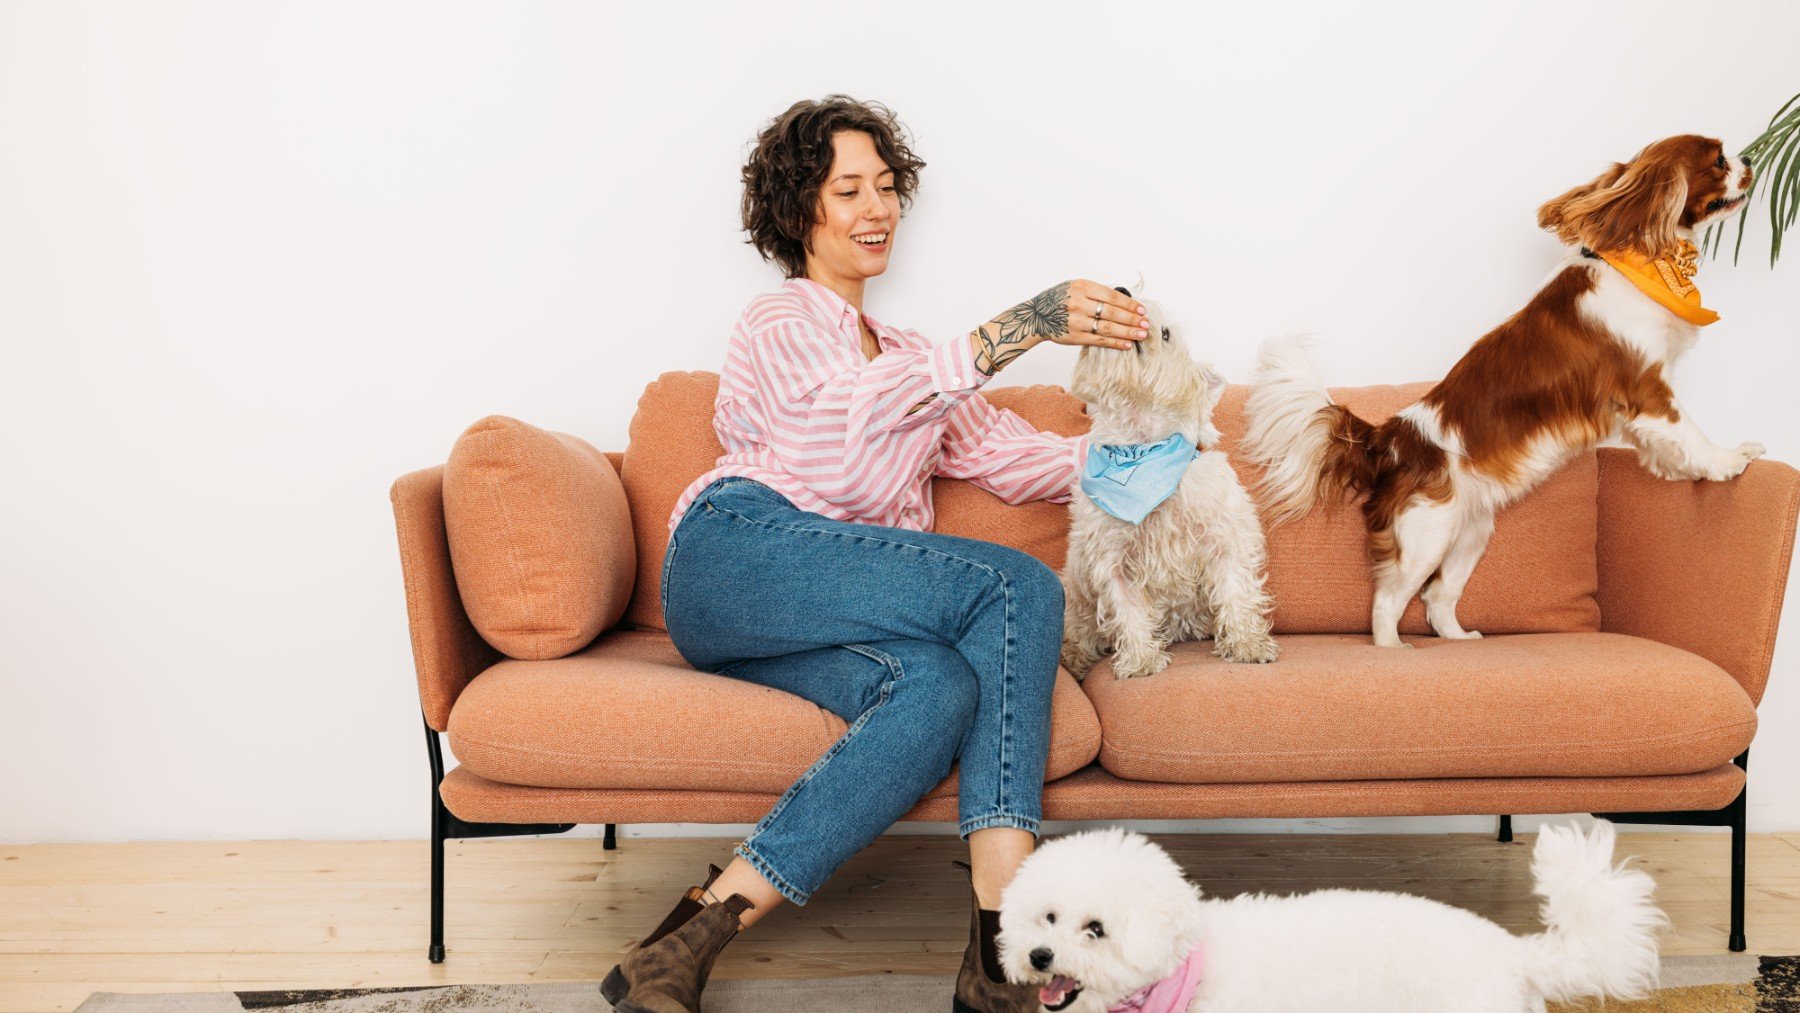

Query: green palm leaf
1704,92,1800,267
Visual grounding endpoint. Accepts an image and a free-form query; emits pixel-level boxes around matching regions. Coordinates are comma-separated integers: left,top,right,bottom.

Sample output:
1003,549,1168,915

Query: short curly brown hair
741,96,926,278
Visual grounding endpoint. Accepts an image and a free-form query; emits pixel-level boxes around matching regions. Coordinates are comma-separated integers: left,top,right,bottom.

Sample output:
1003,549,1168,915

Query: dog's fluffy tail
1521,820,1666,1004
1241,336,1379,525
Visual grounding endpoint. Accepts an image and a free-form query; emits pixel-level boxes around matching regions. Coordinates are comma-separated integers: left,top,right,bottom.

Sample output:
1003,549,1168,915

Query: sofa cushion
1082,633,1755,784
444,416,635,660
620,373,1599,635
446,629,1102,793
621,373,732,631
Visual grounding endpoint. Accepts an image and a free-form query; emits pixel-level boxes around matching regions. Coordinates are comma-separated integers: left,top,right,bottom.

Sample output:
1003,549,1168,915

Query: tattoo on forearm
971,328,1029,377
972,282,1071,376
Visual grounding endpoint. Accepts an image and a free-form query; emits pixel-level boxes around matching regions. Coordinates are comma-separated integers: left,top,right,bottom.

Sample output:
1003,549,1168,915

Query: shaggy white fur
999,826,1666,1013
1060,297,1278,678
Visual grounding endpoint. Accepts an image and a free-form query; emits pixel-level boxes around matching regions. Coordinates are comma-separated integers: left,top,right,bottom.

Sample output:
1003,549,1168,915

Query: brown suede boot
601,865,753,1013
951,861,1044,1013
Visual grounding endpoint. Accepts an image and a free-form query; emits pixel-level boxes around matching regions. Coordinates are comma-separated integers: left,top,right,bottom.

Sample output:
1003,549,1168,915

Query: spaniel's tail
1241,336,1379,525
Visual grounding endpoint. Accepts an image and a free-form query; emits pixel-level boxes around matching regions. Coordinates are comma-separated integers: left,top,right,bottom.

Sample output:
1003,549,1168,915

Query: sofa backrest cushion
621,372,1599,635
444,415,636,660
621,373,729,631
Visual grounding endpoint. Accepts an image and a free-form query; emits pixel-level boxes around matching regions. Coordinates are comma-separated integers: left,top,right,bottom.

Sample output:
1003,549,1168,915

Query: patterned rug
74,955,1800,1011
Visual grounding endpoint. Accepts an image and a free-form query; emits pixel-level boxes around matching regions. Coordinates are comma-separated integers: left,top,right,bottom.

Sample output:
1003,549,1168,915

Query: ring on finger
1092,300,1104,319
1090,318,1100,334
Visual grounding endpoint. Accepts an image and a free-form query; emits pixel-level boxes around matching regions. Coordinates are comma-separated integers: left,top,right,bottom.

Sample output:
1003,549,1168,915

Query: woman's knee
879,641,979,736
985,550,1065,635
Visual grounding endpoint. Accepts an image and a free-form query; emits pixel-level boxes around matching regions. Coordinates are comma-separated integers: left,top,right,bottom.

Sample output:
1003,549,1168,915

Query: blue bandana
1079,433,1198,524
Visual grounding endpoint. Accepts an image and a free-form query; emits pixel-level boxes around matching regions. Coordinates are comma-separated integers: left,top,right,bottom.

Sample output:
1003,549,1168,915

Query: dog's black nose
1743,155,1753,170
1029,947,1054,971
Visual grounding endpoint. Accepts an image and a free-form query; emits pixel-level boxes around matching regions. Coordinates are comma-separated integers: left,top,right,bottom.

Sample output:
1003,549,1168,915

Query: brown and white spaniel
1243,135,1758,648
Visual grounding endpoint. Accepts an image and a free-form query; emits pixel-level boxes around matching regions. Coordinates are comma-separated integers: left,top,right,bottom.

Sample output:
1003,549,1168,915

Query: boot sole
951,998,979,1013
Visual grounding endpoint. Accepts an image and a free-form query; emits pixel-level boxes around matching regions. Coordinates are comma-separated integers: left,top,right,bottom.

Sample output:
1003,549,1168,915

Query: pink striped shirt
669,277,1088,532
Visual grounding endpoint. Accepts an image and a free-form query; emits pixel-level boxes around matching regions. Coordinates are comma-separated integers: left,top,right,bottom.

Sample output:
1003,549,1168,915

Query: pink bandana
1108,943,1205,1013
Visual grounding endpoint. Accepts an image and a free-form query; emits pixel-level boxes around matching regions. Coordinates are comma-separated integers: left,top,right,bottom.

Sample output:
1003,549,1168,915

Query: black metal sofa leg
1594,749,1750,953
1729,786,1747,952
424,717,579,962
430,765,447,963
1497,815,1513,843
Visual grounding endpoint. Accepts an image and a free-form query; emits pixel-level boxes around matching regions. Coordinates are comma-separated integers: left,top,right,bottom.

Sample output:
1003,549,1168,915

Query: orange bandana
1597,240,1720,327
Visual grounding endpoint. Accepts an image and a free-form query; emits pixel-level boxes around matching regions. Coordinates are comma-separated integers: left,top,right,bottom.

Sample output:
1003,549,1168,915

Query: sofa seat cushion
1082,633,1755,784
447,629,1101,793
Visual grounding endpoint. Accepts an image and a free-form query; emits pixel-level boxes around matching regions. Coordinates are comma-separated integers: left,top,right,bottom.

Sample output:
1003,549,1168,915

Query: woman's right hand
969,280,1149,378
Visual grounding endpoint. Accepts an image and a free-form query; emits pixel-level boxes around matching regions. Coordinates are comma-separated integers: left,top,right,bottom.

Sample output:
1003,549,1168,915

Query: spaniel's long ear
1538,155,1687,258
1538,163,1626,237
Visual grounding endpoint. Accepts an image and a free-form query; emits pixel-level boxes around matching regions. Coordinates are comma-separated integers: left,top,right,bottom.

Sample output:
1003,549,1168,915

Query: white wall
3,1,1797,843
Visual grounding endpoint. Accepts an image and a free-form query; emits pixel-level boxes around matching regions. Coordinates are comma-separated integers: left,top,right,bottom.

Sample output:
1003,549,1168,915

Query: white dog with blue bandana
1060,292,1278,677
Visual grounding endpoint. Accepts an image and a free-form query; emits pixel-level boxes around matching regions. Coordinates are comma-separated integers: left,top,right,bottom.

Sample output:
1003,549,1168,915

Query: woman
602,95,1148,1013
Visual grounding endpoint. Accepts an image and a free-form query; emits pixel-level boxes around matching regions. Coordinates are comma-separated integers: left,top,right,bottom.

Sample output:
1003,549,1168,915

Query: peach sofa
391,373,1799,961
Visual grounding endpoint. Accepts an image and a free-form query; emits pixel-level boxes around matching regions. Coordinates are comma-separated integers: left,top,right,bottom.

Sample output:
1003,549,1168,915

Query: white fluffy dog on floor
1000,826,1664,1013
1061,292,1278,678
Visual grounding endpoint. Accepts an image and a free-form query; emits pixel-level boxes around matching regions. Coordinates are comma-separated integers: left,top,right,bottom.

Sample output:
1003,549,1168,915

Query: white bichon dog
1061,292,1278,678
999,827,1664,1013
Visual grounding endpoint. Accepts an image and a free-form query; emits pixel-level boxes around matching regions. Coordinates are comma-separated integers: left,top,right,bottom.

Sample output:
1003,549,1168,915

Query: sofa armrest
1596,448,1800,705
391,466,502,730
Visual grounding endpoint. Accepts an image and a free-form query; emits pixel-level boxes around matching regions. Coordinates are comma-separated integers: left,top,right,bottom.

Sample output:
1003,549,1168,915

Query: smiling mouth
852,232,889,250
1040,975,1083,1010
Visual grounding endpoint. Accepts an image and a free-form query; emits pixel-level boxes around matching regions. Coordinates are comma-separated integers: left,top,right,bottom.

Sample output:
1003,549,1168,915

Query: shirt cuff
1067,435,1091,492
926,336,987,393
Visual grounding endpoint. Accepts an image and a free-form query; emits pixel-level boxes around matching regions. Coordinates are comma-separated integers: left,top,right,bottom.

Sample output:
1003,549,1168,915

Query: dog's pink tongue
1040,976,1077,1006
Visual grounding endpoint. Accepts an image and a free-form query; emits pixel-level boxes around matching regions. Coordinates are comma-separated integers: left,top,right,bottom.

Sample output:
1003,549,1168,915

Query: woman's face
805,130,899,284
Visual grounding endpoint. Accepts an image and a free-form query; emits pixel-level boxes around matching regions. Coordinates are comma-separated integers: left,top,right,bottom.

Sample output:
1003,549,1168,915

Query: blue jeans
661,477,1064,905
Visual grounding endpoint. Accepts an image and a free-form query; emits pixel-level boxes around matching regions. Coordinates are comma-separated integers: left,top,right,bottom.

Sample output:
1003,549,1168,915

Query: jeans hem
734,842,811,906
959,812,1041,839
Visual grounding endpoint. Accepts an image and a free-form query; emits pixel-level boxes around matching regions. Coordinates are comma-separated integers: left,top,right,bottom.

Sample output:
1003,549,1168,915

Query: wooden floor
4,831,1800,1012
